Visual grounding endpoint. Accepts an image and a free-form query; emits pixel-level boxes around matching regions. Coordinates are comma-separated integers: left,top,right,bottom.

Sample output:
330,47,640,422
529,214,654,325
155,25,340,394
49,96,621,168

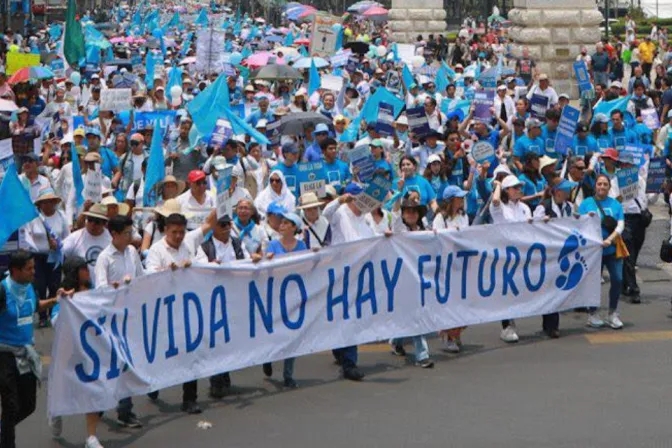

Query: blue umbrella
292,56,329,69
265,35,283,43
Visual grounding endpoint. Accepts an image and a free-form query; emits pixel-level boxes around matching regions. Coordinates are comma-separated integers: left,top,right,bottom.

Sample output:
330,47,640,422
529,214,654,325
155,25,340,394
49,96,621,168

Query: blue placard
72,116,85,130
349,145,376,183
330,50,351,68
616,166,639,201
554,105,580,156
473,89,494,124
530,94,549,120
375,102,395,137
406,106,431,138
573,61,592,93
211,118,233,148
50,59,65,78
619,144,645,167
647,157,666,193
296,161,327,196
365,175,392,201
134,110,177,131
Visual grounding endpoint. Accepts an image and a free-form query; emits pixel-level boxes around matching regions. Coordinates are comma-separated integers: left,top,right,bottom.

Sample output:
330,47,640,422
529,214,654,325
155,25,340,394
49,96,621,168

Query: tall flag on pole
71,145,84,208
308,59,321,96
0,165,38,248
63,0,85,67
144,122,166,207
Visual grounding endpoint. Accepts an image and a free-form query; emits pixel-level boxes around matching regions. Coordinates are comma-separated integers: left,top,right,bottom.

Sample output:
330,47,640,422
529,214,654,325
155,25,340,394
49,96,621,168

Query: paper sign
385,71,401,94
320,74,344,93
310,13,340,58
84,164,103,202
646,157,666,193
573,61,592,93
375,102,395,137
616,167,639,201
554,105,580,156
211,118,233,148
186,207,211,229
473,90,494,124
6,53,41,75
349,145,376,183
530,94,549,120
330,50,351,68
406,106,430,138
353,176,392,214
99,88,132,112
471,141,496,164
396,44,415,64
50,59,65,78
195,29,228,73
297,161,327,196
215,165,233,219
619,144,645,167
641,108,660,131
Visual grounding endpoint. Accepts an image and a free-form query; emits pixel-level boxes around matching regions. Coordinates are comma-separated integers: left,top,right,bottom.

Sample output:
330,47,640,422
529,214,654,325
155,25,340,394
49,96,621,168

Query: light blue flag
195,8,209,27
442,98,471,120
187,73,231,136
402,64,415,88
591,95,632,125
308,59,321,96
0,165,38,248
145,51,157,90
166,66,183,103
299,45,309,57
71,145,84,208
132,9,142,26
241,46,252,59
392,43,399,62
222,108,270,144
180,32,193,57
144,121,165,207
435,64,450,94
335,28,343,51
162,11,180,33
339,116,362,143
360,87,405,124
86,45,100,64
284,32,294,46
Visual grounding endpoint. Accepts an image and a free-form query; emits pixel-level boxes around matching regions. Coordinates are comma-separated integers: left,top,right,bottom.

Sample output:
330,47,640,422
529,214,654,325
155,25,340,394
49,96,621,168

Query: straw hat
538,155,558,173
101,196,130,216
82,204,109,221
34,188,61,205
297,192,325,210
160,175,186,195
154,198,193,218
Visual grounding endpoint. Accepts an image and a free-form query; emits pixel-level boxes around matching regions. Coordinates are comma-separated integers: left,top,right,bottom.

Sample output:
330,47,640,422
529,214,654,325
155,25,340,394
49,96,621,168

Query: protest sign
83,164,103,203
530,94,549,120
375,102,395,137
50,59,65,78
265,119,282,149
471,141,496,165
353,176,392,213
617,167,639,201
103,65,118,78
195,29,227,73
100,88,132,113
473,90,494,124
349,145,376,183
6,52,40,75
134,111,177,131
215,165,233,219
385,71,402,94
396,44,415,64
310,13,340,58
48,216,602,417
0,138,14,183
646,157,666,193
211,118,233,149
321,74,344,93
641,108,660,131
573,61,592,93
619,145,645,167
554,105,580,156
330,50,351,68
406,106,430,138
297,162,327,196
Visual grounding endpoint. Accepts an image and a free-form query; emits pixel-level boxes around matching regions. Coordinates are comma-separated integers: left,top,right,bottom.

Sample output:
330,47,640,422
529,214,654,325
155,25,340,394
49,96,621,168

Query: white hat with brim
34,190,62,205
154,198,193,218
493,164,512,177
297,191,325,210
539,155,558,173
502,174,523,190
82,204,109,221
101,196,130,216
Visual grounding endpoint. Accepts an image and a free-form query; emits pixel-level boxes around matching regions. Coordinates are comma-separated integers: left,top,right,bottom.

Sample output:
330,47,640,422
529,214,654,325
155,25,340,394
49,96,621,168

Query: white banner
99,88,132,112
48,217,602,417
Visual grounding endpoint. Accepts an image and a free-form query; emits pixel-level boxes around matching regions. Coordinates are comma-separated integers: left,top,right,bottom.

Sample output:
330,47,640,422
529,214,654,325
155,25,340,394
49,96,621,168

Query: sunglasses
88,218,106,225
270,178,282,184
130,140,141,146
195,180,208,186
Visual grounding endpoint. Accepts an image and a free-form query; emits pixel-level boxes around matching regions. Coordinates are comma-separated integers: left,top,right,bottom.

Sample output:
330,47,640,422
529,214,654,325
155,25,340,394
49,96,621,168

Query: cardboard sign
385,71,402,94
320,74,344,93
297,161,327,196
349,145,376,183
646,157,666,193
6,53,41,75
406,106,430,138
473,90,494,124
211,118,233,148
395,44,415,64
375,102,395,137
310,13,340,58
471,141,496,164
353,176,392,214
554,105,580,156
573,61,592,93
641,108,660,131
616,167,639,201
530,94,549,120
99,88,132,112
215,165,233,219
84,164,103,203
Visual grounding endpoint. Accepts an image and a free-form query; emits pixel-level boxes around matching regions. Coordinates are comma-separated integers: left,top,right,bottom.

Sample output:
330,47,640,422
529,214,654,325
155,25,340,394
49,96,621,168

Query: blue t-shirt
513,135,545,158
541,125,559,158
373,159,394,180
518,173,547,208
98,147,119,178
303,141,323,162
266,239,308,255
572,134,599,156
609,127,636,151
428,175,448,197
323,159,351,193
401,174,437,206
578,196,624,256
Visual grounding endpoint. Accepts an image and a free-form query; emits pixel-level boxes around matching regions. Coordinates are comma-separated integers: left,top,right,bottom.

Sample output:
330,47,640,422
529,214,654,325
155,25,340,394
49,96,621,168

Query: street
23,206,672,448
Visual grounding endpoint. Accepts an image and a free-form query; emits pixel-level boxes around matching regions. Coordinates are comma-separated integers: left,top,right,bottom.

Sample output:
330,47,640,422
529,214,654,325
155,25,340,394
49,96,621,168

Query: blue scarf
233,216,255,241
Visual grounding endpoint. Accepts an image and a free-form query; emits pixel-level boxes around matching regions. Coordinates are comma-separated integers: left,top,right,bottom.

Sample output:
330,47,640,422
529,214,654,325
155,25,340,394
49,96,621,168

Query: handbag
594,199,617,234
614,235,630,259
661,237,672,263
635,199,653,228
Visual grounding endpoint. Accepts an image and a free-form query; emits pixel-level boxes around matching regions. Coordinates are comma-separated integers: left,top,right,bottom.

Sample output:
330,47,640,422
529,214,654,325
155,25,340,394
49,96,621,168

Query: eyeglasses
88,218,106,225
270,178,282,184
130,140,141,146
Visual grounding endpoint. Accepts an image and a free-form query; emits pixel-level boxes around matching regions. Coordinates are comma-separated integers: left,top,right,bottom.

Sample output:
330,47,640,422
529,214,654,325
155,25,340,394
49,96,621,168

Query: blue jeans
603,254,623,311
333,346,358,369
594,71,609,87
390,336,429,361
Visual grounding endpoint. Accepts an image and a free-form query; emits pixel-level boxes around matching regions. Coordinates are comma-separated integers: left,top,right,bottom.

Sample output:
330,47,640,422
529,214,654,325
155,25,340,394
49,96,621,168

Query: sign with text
617,167,639,201
406,106,430,138
573,61,592,93
375,102,395,137
646,157,666,193
349,145,376,183
473,90,494,124
530,94,549,120
297,161,327,196
83,164,103,203
99,89,132,113
353,175,392,213
310,13,340,58
471,141,496,164
554,105,580,156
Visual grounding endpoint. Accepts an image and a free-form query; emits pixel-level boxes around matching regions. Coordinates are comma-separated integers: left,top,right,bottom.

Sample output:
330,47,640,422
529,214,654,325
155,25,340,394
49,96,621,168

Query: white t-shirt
62,228,112,284
131,153,144,181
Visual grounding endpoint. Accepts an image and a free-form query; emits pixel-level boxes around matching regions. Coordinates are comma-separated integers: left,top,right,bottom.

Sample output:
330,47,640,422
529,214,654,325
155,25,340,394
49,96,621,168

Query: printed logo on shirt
327,170,341,184
555,231,588,291
85,245,104,266
284,175,296,188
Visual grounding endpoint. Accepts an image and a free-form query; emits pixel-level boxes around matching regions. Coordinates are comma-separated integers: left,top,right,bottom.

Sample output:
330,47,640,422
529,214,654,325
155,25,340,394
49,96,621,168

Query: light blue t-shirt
578,196,624,256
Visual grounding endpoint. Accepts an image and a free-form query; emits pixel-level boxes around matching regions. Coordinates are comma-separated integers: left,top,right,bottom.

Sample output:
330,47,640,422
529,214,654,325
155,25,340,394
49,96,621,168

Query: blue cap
478,52,486,58
85,127,102,138
314,123,329,134
553,179,578,193
281,212,303,230
281,142,299,154
442,185,468,201
267,202,287,216
344,182,364,195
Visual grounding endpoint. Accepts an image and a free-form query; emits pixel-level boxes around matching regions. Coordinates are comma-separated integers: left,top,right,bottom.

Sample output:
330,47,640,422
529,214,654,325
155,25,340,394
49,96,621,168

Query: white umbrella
292,57,329,69
0,99,18,112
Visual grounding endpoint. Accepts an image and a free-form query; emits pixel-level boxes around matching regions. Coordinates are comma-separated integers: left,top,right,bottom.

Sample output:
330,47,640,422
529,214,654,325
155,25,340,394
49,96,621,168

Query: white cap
493,164,512,177
610,80,623,89
427,154,442,165
395,115,408,126
255,119,268,128
496,84,507,91
502,174,523,189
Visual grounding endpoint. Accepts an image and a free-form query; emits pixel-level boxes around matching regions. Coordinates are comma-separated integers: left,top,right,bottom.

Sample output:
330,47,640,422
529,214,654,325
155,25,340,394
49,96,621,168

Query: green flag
63,0,85,67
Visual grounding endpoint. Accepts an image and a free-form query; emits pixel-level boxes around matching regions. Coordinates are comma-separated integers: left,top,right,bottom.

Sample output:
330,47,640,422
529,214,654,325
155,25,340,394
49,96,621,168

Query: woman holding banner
578,174,625,329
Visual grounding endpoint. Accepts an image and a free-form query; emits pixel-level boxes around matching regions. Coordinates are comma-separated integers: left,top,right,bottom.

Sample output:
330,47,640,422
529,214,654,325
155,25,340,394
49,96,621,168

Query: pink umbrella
245,52,275,67
298,8,316,19
362,6,388,17
109,37,125,43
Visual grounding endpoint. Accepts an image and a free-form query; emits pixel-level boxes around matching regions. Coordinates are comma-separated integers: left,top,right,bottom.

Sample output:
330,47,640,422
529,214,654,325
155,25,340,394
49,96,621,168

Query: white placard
396,44,415,64
99,88,132,112
83,164,103,203
320,74,344,93
310,13,340,58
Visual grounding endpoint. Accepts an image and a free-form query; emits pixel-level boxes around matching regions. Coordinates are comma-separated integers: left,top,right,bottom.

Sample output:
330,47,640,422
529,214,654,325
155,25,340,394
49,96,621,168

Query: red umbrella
298,8,316,19
294,37,310,46
362,6,388,17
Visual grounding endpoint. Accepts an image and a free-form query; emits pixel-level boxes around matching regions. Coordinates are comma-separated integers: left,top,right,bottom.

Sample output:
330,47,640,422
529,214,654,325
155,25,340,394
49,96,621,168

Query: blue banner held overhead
554,105,580,156
573,61,592,93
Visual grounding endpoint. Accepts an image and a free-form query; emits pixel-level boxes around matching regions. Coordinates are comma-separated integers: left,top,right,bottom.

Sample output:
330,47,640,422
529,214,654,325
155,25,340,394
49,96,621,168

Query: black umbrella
273,112,332,135
251,64,302,81
344,41,369,54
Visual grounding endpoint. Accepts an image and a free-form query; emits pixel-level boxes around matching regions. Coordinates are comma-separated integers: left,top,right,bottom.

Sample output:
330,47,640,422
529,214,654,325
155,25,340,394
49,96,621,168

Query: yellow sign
6,53,41,75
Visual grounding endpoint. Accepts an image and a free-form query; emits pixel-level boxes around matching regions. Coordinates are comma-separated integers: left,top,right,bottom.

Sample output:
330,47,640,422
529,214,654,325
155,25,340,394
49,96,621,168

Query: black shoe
181,401,202,414
262,363,273,377
209,386,226,399
333,356,343,366
415,358,435,368
629,295,642,304
222,372,231,388
117,413,142,428
391,344,406,357
545,329,560,339
283,378,298,389
343,367,365,381
147,391,159,401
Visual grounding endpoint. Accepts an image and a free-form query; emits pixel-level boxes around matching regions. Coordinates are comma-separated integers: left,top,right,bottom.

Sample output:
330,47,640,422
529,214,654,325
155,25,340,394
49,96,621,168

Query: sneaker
262,363,273,377
500,326,519,343
85,435,104,448
391,344,406,356
343,366,365,381
443,339,460,353
180,401,202,414
587,313,604,328
415,358,434,368
116,413,142,428
607,311,624,330
283,378,298,389
49,416,63,438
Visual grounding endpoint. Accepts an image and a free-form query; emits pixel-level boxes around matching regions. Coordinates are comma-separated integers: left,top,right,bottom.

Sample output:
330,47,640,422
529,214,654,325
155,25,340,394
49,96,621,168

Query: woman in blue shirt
578,174,625,330
421,154,449,197
257,212,308,389
371,140,394,180
573,122,599,157
590,116,611,152
518,152,547,209
397,155,438,213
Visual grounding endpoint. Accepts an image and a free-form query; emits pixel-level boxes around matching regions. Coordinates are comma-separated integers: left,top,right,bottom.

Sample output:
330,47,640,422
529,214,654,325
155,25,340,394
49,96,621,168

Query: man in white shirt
177,170,215,230
526,73,559,108
62,204,112,285
19,154,51,202
93,214,144,429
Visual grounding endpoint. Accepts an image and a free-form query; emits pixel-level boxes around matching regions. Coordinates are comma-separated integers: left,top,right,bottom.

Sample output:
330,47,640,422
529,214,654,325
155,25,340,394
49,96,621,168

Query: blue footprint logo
556,231,588,291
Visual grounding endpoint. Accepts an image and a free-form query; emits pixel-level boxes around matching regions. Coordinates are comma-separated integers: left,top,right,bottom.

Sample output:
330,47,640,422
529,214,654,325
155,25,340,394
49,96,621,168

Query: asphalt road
19,205,672,448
